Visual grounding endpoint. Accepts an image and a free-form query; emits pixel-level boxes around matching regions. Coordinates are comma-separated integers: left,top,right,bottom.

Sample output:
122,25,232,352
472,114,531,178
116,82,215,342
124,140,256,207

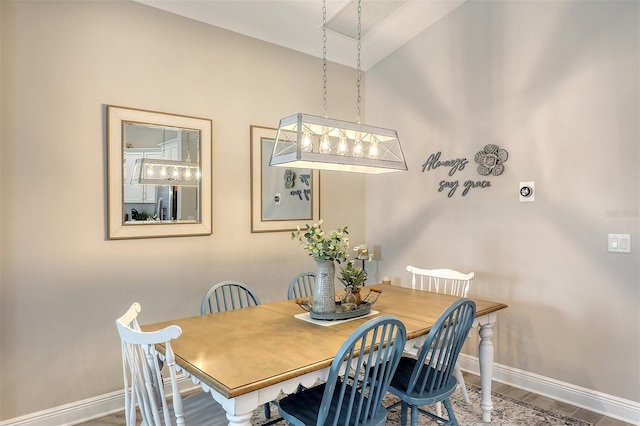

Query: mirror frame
107,105,213,239
250,125,320,233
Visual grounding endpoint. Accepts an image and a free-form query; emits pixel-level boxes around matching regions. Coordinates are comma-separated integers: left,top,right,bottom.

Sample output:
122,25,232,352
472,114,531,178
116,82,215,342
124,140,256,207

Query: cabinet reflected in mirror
107,106,212,239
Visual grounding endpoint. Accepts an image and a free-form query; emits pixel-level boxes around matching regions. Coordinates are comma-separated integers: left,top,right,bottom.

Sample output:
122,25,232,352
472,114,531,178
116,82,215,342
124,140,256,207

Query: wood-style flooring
76,373,634,426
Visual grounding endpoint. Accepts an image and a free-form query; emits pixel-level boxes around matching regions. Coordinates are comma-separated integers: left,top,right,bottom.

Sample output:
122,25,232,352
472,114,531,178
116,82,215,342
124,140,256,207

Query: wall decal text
421,152,468,176
438,179,492,197
423,147,506,198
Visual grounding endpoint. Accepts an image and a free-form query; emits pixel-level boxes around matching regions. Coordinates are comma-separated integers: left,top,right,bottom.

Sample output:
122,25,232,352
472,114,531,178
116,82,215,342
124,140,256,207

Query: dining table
143,284,508,426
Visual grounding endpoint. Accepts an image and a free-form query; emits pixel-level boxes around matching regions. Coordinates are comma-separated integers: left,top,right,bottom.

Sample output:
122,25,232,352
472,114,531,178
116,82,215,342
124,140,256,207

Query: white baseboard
0,375,199,426
2,360,639,426
457,353,640,425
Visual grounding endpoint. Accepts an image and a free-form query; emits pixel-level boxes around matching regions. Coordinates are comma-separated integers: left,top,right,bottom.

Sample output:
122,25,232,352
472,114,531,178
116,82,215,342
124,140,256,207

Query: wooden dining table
143,284,508,426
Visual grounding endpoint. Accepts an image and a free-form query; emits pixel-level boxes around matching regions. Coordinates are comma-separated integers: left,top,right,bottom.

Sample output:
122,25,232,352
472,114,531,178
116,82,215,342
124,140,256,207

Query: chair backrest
407,298,476,396
200,281,260,315
116,303,185,426
318,315,407,426
406,266,474,297
287,272,316,300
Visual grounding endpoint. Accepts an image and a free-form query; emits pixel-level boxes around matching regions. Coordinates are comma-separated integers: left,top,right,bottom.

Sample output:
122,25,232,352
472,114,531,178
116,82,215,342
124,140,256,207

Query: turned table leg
478,322,494,422
226,412,253,426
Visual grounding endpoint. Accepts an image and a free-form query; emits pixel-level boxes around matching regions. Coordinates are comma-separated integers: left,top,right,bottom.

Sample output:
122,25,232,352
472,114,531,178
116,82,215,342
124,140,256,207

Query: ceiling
134,0,465,70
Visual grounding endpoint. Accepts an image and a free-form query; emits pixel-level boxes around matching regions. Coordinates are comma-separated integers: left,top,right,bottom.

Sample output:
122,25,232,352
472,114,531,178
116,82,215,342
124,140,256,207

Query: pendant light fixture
270,0,407,174
130,128,201,187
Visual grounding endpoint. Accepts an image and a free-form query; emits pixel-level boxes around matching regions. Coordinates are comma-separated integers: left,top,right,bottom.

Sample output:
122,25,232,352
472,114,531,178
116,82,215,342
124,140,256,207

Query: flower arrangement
338,260,367,290
291,220,349,264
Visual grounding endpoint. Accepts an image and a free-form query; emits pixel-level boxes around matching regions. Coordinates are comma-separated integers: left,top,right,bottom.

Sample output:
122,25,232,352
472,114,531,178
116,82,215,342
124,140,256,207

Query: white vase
313,260,336,314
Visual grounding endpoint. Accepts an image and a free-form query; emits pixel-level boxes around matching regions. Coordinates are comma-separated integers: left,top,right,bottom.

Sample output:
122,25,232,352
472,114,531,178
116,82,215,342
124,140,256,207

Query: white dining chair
116,302,226,425
406,266,474,297
405,265,475,412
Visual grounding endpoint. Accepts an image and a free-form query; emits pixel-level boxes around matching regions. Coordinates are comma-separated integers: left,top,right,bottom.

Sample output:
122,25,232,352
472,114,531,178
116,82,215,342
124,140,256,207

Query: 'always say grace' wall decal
421,144,509,198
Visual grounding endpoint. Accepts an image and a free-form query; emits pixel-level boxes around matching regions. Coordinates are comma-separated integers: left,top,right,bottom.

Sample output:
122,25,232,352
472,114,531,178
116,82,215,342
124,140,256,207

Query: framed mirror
107,105,213,239
250,125,320,232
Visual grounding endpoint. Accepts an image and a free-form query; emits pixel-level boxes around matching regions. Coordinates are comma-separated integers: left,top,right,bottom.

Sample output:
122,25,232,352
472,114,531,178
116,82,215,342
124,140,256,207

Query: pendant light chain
196,131,200,162
356,0,362,124
271,0,407,173
186,131,191,162
322,0,328,118
161,127,166,157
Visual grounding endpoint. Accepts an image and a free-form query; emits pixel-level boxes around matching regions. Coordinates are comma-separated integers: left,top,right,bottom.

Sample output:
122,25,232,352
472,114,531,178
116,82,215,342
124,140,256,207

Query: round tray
309,302,372,321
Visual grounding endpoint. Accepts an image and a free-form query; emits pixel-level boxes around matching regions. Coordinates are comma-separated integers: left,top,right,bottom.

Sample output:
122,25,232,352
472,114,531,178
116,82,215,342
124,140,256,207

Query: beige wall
2,0,638,421
0,1,366,419
366,0,639,402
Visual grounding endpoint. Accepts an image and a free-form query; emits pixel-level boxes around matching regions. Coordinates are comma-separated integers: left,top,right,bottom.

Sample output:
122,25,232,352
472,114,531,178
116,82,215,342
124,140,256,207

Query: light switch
608,234,631,253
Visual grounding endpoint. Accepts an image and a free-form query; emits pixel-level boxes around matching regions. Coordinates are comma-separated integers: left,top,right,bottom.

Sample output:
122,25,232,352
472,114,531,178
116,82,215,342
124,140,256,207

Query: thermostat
519,182,535,202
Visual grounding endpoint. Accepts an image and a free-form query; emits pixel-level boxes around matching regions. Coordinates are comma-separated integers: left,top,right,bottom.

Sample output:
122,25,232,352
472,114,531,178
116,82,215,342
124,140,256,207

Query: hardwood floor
460,373,633,426
77,373,634,425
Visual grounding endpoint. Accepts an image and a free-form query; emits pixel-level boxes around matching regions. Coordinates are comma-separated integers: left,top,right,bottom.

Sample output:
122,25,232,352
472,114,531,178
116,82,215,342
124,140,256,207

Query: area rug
250,383,592,426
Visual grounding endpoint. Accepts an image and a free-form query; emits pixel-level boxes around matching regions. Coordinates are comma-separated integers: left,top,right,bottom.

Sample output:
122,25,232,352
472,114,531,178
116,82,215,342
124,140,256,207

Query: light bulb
319,134,331,154
301,131,312,152
146,164,154,177
172,167,180,178
337,134,348,156
353,143,364,157
185,168,192,179
368,141,379,159
160,166,167,177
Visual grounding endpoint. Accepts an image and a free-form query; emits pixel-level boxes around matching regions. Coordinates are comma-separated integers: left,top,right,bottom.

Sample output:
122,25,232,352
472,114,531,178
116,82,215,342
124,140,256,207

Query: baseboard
2,360,638,426
457,353,640,424
0,375,199,426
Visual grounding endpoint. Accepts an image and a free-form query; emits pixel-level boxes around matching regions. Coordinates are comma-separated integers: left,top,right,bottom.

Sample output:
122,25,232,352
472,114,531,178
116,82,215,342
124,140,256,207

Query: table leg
226,411,253,426
478,322,494,422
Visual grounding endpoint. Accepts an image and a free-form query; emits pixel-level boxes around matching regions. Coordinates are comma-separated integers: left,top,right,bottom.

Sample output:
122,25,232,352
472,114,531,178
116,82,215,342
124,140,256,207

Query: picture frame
107,105,213,239
250,125,320,233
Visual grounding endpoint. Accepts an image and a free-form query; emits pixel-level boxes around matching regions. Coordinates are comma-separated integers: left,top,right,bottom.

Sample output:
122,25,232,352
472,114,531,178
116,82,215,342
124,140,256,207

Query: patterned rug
251,383,592,426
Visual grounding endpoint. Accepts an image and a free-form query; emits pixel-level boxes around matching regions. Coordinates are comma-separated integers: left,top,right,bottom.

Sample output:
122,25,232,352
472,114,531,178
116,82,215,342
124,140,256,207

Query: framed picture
250,125,320,232
107,105,213,239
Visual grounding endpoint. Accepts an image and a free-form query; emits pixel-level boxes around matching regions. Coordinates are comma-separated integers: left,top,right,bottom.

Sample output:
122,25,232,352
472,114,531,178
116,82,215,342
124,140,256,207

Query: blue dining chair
278,315,407,426
200,281,260,315
287,272,316,300
405,265,476,413
199,281,276,420
386,298,476,426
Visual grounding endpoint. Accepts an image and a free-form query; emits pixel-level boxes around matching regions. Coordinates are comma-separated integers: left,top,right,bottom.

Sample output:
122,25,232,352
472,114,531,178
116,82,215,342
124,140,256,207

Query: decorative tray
295,288,382,321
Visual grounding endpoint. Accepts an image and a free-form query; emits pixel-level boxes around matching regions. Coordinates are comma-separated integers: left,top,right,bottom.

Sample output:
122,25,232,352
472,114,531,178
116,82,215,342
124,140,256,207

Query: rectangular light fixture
130,158,200,187
270,113,407,174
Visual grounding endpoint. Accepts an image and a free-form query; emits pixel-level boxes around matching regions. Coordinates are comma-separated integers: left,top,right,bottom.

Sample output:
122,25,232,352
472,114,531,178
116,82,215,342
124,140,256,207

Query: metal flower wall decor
421,143,510,197
475,144,509,176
